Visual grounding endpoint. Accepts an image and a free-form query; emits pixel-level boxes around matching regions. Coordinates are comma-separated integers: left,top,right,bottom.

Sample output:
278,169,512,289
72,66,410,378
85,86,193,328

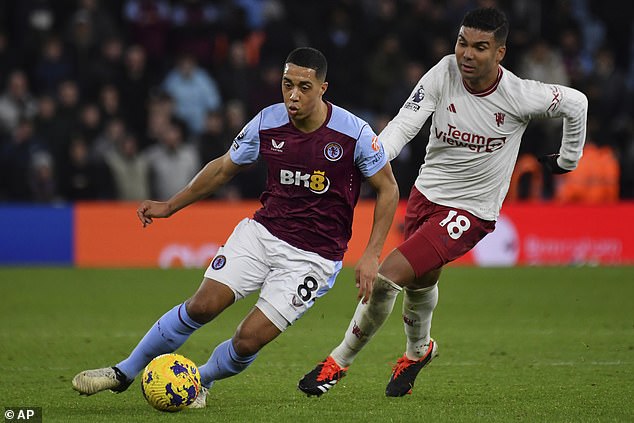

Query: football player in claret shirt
72,47,399,408
299,7,588,397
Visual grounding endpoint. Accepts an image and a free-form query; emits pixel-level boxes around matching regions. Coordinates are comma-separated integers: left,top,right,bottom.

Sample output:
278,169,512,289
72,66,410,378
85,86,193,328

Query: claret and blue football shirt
229,101,387,260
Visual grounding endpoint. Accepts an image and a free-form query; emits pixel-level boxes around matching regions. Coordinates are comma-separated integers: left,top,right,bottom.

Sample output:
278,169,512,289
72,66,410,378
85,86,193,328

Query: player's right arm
137,152,242,227
139,110,264,227
379,57,446,160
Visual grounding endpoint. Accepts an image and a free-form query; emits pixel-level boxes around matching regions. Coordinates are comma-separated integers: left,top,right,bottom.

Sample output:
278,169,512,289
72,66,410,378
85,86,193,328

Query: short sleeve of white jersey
354,124,387,178
229,113,262,165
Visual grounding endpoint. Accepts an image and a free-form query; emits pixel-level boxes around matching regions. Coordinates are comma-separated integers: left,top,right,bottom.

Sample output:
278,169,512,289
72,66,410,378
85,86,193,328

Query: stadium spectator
585,46,629,134
97,83,123,122
162,53,222,136
215,40,256,107
399,0,452,63
76,102,103,145
31,35,75,97
58,134,113,201
558,26,591,87
74,0,119,45
122,0,171,72
382,60,426,116
33,94,67,163
365,33,408,113
0,118,46,201
224,99,247,137
168,0,219,68
0,70,38,138
28,150,58,203
195,110,244,201
119,44,153,136
4,1,55,70
71,48,399,410
298,7,588,398
53,79,82,162
223,98,266,199
247,60,283,116
91,117,127,163
196,110,229,164
65,11,99,90
364,0,402,46
85,35,126,99
144,119,201,200
313,4,364,110
517,38,569,85
104,132,150,201
141,89,187,148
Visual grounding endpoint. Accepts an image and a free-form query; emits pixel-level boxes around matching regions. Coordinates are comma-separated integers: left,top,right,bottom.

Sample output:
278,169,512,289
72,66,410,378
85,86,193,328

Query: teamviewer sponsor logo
434,124,507,152
4,408,42,422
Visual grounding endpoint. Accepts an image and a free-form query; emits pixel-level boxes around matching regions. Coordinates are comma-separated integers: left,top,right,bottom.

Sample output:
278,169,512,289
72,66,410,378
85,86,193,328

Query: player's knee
410,268,442,290
232,333,262,357
374,273,403,294
185,298,216,324
378,250,415,286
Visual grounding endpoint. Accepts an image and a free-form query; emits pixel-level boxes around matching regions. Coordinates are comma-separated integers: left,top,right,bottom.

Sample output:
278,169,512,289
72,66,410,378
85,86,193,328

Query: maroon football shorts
397,187,496,277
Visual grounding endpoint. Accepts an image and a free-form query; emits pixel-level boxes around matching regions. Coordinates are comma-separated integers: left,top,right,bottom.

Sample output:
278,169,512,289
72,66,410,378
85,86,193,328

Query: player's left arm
355,161,399,303
534,84,589,173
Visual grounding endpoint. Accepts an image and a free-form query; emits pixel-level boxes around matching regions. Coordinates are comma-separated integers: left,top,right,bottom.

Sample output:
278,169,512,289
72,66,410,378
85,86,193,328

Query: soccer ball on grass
141,353,201,412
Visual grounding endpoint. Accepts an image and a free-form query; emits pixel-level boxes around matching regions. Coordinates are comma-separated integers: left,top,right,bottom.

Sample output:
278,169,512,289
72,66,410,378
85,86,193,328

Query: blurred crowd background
0,0,632,204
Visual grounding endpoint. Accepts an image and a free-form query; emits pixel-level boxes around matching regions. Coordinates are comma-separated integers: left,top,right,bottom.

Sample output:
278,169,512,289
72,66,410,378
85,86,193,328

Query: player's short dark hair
285,47,328,81
461,7,509,46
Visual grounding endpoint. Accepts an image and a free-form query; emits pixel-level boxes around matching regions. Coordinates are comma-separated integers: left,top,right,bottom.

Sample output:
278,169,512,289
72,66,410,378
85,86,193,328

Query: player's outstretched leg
72,302,204,396
299,274,401,397
385,338,438,397
298,356,348,397
72,366,132,396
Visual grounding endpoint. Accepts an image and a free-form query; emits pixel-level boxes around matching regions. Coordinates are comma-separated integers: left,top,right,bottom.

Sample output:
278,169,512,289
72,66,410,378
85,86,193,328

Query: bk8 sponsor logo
280,169,330,194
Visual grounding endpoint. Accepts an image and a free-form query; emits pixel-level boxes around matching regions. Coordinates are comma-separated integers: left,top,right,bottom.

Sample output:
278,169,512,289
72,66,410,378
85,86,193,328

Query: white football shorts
204,218,342,331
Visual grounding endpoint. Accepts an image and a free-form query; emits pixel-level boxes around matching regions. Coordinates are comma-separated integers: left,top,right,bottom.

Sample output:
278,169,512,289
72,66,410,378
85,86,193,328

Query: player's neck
292,100,328,133
463,67,501,93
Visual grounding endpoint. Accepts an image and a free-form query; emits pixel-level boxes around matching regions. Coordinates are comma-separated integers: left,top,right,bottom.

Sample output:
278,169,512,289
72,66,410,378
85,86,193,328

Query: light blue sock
116,303,203,379
199,339,257,388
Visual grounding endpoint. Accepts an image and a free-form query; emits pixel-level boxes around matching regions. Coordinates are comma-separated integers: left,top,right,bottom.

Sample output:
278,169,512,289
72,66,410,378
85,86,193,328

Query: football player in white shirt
299,7,588,397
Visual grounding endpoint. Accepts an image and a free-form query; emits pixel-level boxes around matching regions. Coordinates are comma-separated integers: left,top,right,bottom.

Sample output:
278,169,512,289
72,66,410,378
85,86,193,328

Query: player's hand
137,200,171,228
355,252,380,304
538,153,570,174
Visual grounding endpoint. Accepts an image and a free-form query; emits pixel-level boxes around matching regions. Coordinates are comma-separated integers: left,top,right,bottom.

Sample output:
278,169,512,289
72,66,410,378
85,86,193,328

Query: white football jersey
379,54,588,221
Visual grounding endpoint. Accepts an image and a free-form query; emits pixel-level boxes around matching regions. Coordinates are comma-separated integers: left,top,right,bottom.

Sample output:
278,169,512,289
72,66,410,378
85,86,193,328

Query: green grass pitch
1,266,633,422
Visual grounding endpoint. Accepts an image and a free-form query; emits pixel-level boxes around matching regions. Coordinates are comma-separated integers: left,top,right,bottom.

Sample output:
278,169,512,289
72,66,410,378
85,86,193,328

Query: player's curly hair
285,47,328,81
461,7,509,46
